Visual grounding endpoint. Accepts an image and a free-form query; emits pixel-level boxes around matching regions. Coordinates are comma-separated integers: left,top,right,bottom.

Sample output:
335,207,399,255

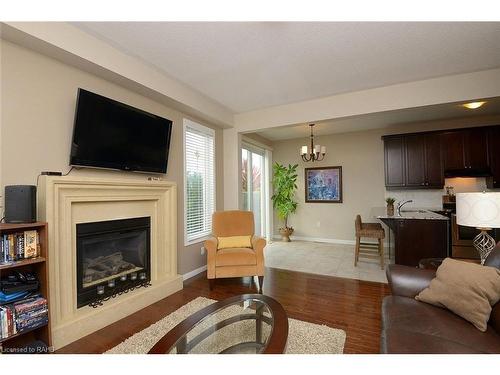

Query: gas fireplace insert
76,217,151,308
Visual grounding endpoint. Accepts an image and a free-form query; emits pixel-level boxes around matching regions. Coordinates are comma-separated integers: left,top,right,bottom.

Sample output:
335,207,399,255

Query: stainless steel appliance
451,214,500,259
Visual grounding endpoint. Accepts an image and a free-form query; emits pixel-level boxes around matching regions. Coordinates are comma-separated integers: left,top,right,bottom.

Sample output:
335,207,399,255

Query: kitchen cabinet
404,135,426,187
383,125,499,189
424,133,444,187
467,128,489,169
379,218,449,267
441,131,465,170
442,128,489,174
404,133,443,188
383,133,443,189
384,136,405,188
487,126,500,189
393,219,449,266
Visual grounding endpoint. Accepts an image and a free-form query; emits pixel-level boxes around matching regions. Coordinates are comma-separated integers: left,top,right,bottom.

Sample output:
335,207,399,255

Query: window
184,119,215,245
241,143,265,236
241,140,272,240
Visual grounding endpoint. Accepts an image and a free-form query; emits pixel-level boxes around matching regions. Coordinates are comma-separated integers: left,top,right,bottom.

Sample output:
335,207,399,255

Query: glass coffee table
148,294,288,354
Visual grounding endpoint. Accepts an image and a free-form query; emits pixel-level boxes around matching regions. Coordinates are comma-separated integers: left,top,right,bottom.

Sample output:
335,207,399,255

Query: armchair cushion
217,235,252,250
416,258,500,332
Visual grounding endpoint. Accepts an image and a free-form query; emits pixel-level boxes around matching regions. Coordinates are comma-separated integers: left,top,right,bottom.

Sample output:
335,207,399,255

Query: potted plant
386,197,396,216
271,163,298,242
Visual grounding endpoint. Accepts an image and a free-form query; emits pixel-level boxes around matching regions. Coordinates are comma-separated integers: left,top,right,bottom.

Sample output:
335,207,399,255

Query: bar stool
354,215,385,269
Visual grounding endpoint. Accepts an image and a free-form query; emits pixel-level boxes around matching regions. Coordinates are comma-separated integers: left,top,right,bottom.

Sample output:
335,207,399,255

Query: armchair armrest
204,237,218,279
251,235,266,252
251,235,266,275
386,264,436,298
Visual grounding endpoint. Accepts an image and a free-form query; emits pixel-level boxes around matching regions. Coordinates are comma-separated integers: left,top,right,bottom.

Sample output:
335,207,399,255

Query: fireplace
76,217,151,308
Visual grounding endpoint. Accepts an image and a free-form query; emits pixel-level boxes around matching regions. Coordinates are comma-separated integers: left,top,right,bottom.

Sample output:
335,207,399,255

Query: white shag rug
106,297,346,354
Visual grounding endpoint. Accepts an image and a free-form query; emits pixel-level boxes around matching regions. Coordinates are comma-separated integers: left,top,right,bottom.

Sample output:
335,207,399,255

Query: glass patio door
241,145,267,237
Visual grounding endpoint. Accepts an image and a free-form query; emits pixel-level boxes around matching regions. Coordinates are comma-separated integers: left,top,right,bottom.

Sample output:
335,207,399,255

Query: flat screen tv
70,88,173,174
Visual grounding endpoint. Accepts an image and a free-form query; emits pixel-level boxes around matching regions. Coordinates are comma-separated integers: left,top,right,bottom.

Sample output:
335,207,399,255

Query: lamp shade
456,192,500,229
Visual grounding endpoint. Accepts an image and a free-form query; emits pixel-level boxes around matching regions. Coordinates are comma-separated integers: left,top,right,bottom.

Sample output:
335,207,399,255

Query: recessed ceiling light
462,101,486,109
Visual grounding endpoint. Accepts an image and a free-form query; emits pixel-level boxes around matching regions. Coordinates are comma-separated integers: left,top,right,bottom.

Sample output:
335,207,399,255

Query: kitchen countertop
371,207,449,220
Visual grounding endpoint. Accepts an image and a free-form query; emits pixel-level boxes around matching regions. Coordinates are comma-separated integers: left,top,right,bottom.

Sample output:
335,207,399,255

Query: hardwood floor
57,267,390,354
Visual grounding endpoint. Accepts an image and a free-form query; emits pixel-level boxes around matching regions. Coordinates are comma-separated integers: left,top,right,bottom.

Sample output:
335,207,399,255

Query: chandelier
300,124,326,162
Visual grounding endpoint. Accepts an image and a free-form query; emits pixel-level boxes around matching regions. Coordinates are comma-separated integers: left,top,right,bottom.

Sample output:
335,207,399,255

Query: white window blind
184,120,215,245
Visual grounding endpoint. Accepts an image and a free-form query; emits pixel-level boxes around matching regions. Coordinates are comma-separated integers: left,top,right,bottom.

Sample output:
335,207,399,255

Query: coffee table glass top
148,294,288,354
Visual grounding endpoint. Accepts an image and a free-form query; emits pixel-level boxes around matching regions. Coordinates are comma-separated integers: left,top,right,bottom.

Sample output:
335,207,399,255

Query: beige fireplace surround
37,176,183,349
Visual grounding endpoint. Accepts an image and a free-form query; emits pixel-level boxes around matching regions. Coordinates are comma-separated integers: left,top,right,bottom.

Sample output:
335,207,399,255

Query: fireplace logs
83,252,136,285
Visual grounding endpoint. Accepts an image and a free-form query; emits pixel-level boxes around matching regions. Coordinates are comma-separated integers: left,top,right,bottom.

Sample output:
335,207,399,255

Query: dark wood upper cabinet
487,127,500,189
404,135,426,187
441,131,465,170
466,128,489,169
384,136,405,187
384,133,443,189
424,133,444,187
383,125,497,190
442,128,489,173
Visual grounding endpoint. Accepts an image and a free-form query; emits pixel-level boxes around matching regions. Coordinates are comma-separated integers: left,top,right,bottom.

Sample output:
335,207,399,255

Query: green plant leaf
271,162,299,226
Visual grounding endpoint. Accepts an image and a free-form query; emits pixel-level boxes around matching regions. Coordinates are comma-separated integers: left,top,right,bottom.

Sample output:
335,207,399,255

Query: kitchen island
371,207,449,267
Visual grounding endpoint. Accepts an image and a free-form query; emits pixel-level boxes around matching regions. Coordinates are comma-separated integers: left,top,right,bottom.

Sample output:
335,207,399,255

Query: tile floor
264,240,392,283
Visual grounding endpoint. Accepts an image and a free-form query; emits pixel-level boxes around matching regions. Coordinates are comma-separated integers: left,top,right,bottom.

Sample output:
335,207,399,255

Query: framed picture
305,166,343,203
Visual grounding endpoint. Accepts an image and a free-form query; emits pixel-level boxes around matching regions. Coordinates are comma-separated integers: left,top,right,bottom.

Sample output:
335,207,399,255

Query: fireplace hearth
76,217,151,308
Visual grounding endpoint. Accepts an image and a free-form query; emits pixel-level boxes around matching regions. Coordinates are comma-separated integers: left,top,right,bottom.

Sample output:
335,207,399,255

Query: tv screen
70,88,173,174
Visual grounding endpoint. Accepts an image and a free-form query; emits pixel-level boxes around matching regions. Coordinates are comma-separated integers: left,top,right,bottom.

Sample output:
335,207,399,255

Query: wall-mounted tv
70,88,173,174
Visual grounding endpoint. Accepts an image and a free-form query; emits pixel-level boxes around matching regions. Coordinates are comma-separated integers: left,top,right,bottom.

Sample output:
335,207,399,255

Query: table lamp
456,192,500,265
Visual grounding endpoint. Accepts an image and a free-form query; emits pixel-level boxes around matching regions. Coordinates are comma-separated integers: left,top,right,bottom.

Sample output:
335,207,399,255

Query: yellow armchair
204,210,266,292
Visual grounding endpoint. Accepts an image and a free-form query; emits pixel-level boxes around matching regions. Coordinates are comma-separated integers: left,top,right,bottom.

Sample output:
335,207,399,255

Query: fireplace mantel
37,176,182,349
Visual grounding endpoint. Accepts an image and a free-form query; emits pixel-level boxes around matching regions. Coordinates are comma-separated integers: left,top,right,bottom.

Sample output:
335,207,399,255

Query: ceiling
255,97,500,141
73,22,500,113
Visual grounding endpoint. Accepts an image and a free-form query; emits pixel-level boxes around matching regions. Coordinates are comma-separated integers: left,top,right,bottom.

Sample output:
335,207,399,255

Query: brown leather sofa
381,244,500,353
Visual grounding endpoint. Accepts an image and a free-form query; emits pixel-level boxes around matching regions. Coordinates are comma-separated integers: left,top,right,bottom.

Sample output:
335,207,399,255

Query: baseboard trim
272,234,390,248
182,265,207,281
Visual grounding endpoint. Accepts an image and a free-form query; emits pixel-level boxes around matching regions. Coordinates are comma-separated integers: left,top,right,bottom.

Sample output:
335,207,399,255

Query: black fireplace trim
88,279,152,308
76,216,151,308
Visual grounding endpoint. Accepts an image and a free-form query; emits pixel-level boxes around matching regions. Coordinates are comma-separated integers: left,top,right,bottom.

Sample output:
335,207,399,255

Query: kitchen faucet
397,199,413,216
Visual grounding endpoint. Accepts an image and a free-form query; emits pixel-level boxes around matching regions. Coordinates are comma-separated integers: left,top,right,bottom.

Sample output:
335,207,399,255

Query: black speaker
4,185,37,223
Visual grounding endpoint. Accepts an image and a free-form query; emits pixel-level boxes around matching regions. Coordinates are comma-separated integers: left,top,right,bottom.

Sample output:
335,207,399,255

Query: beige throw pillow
217,235,252,250
415,258,500,332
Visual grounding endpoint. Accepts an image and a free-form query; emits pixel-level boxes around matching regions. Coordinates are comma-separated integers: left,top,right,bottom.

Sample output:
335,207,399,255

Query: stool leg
354,235,360,266
379,238,385,270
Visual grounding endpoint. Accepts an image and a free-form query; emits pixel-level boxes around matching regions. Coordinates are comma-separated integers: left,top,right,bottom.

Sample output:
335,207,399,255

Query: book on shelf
0,295,48,340
0,229,40,264
24,230,38,259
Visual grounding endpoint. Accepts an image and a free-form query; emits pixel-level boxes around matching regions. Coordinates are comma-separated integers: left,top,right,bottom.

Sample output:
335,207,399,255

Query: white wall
2,22,234,128
0,39,224,275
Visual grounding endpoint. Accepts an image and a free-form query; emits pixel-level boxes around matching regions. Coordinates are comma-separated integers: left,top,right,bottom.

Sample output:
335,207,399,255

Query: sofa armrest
204,237,218,279
386,264,436,298
251,235,266,275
